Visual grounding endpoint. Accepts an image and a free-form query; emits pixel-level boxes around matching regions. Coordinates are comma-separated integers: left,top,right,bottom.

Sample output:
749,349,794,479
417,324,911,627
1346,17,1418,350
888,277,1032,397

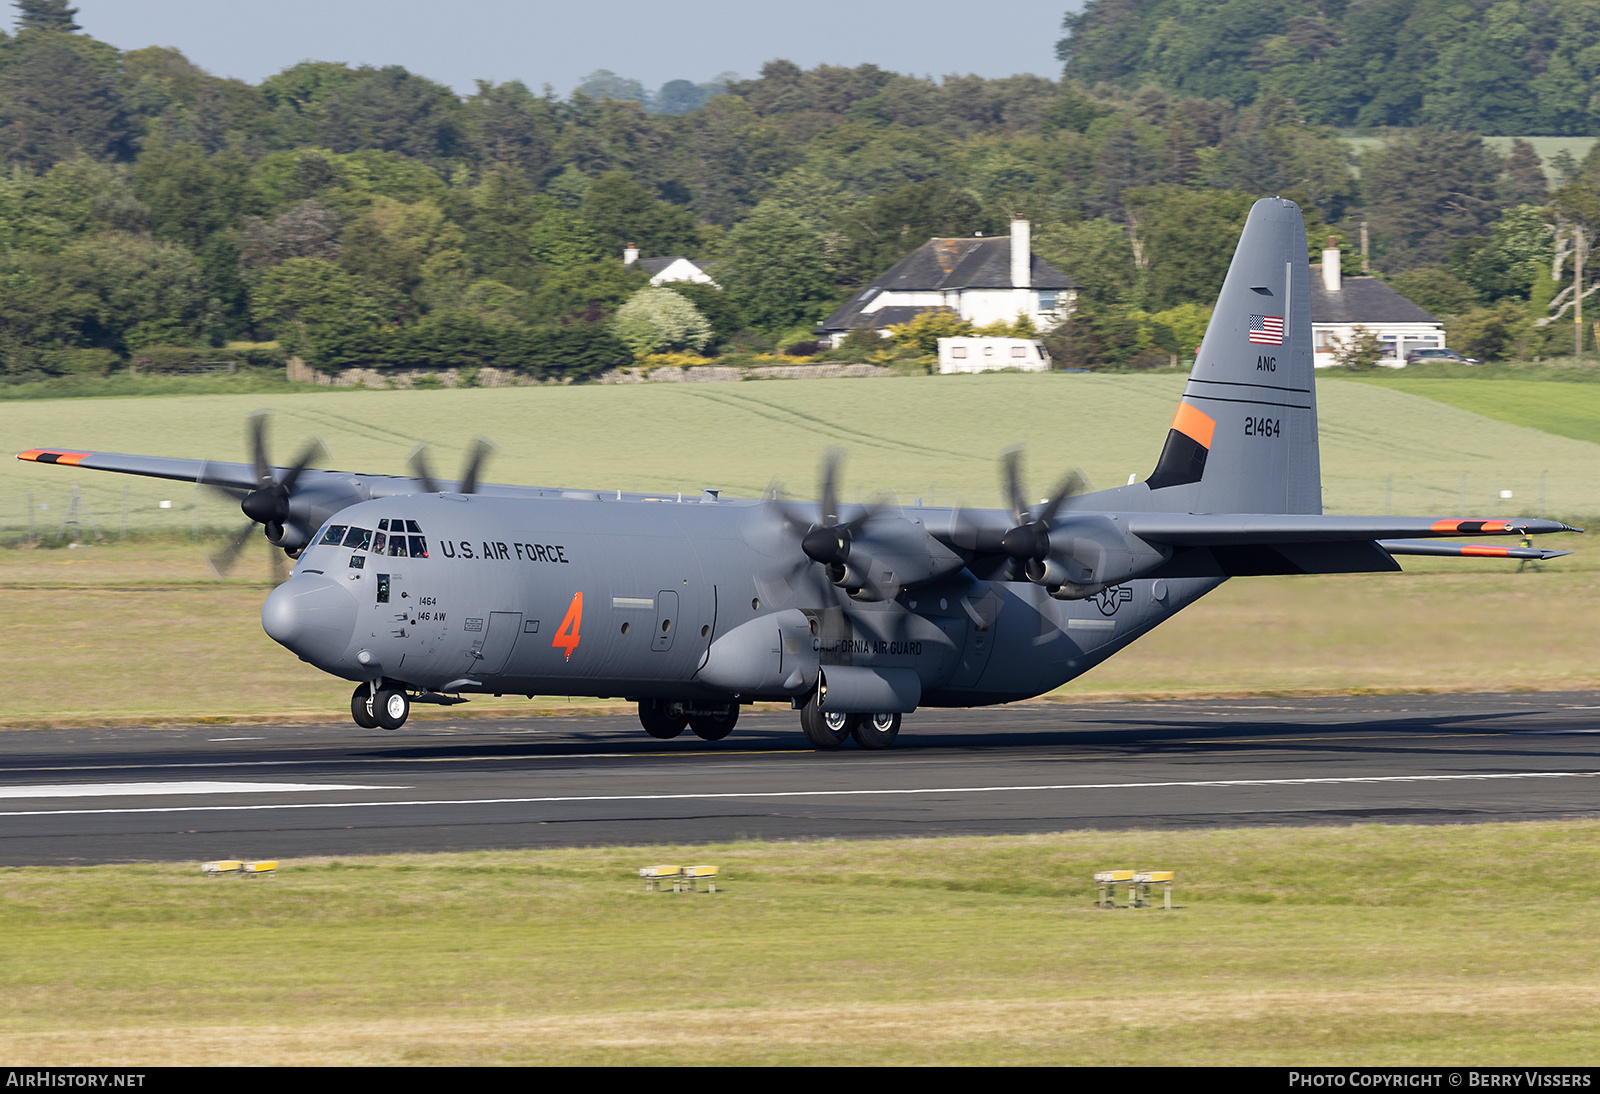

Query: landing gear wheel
852,711,902,750
799,694,854,750
689,705,739,741
350,685,378,729
374,687,409,731
639,699,688,739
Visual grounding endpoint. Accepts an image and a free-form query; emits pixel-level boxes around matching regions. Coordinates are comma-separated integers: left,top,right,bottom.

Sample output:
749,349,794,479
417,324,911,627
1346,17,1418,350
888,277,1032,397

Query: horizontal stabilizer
1378,540,1572,561
1127,514,1579,546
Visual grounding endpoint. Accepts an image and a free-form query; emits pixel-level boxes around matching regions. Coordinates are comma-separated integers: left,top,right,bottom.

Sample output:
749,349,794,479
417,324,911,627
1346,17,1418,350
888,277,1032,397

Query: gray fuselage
264,491,1222,708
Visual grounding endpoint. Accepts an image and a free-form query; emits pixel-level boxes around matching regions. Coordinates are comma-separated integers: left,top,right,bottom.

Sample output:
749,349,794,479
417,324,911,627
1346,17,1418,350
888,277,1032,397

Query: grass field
3,823,1597,1065
1345,374,1600,447
5,373,1598,539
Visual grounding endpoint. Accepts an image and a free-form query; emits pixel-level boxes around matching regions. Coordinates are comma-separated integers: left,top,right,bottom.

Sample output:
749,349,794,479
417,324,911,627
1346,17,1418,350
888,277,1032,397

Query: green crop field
4,373,1597,540
3,824,1598,1065
1343,375,1600,448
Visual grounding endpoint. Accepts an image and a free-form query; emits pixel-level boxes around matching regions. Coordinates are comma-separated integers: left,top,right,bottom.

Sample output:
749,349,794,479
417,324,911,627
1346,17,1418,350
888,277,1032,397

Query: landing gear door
936,592,999,689
652,591,678,652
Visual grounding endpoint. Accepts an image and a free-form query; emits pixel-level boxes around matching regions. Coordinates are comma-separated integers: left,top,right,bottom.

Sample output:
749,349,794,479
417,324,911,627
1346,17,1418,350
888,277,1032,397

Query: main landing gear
637,699,741,742
798,693,902,750
351,683,409,731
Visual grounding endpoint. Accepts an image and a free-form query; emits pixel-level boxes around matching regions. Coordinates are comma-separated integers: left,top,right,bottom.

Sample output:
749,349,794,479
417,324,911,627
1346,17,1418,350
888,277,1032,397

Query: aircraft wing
18,446,605,501
18,448,259,491
1124,514,1580,545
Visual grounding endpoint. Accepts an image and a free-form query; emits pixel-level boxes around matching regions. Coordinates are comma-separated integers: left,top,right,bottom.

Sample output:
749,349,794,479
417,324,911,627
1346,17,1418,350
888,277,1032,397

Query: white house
816,215,1076,346
623,244,719,288
937,337,1051,373
1311,240,1444,367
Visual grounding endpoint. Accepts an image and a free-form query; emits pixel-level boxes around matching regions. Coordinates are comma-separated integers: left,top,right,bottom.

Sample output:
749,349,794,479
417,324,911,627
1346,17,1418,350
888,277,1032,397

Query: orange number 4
552,591,582,661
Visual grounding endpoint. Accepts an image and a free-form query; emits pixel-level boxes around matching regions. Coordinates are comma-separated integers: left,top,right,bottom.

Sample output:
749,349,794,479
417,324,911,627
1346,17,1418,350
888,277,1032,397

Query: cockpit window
319,525,349,546
408,535,428,558
372,531,386,554
389,535,408,557
343,527,373,551
378,519,390,531
405,520,423,533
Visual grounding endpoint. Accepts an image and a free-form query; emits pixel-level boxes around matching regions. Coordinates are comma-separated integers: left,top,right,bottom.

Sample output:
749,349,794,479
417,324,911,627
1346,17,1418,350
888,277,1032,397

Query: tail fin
1145,197,1321,515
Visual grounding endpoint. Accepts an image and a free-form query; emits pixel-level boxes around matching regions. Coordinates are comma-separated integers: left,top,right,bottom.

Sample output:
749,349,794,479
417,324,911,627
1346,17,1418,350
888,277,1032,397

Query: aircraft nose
262,573,358,666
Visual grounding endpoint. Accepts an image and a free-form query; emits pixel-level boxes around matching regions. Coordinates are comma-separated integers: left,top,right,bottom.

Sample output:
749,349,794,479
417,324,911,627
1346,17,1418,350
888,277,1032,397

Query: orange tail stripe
1170,402,1216,449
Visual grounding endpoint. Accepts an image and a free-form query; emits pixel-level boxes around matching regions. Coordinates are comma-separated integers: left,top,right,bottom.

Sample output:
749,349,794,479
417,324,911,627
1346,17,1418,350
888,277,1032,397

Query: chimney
1010,214,1030,289
1321,234,1341,292
623,242,639,266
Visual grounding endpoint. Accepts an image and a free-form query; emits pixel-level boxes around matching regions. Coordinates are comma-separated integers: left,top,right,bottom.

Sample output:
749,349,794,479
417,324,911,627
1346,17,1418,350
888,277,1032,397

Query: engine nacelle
1038,515,1172,600
695,609,819,696
265,519,315,553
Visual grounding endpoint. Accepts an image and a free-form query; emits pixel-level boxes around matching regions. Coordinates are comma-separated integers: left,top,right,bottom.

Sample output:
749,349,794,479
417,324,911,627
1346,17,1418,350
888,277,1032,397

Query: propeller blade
208,520,258,578
277,437,328,494
1001,446,1028,524
1036,468,1088,527
819,447,844,528
248,410,272,487
201,480,249,504
408,443,441,494
458,437,496,495
269,545,287,585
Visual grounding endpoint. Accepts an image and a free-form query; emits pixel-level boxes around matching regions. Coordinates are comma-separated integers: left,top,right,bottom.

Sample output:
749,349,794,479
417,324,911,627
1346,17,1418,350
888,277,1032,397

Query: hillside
1060,0,1600,134
6,374,1596,544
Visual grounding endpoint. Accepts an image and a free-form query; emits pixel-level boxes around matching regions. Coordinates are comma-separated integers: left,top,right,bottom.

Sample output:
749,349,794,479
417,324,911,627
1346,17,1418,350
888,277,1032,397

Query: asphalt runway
2,691,1598,866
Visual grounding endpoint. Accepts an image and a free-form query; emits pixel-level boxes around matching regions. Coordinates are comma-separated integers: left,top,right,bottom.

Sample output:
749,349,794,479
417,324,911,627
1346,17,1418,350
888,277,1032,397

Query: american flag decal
1248,314,1284,345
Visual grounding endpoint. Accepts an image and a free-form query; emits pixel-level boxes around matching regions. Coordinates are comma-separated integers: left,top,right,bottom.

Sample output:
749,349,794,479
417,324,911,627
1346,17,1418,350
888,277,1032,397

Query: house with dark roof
622,244,719,288
1311,240,1444,367
817,216,1077,346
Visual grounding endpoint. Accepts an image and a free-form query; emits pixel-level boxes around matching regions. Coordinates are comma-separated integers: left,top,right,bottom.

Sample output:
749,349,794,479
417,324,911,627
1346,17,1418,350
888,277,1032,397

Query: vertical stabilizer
1145,198,1320,514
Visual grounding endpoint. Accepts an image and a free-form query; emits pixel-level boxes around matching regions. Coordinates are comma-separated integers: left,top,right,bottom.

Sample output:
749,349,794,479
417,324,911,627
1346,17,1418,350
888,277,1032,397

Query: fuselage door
651,590,678,652
471,611,523,675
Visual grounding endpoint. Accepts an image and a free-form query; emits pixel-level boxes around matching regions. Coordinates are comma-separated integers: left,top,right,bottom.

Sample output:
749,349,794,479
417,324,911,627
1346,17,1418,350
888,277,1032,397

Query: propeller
771,448,890,597
996,446,1087,584
408,436,496,495
205,411,326,577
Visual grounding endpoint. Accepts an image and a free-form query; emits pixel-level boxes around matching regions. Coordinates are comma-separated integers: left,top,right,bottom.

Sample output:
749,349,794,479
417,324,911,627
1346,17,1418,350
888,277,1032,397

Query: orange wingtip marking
17,449,90,465
1431,519,1514,534
1170,402,1216,449
1460,545,1511,557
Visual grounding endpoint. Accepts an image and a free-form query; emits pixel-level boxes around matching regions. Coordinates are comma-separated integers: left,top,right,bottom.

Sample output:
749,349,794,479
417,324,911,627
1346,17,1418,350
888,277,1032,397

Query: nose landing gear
350,683,410,730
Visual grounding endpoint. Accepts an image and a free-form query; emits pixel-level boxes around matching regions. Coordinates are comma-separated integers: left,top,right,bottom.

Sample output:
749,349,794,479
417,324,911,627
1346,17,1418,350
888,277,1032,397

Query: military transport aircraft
18,198,1577,750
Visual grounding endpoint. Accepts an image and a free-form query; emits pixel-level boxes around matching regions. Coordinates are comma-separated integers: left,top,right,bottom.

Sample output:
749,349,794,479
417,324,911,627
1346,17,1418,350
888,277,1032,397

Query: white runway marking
1,770,1594,817
0,781,400,800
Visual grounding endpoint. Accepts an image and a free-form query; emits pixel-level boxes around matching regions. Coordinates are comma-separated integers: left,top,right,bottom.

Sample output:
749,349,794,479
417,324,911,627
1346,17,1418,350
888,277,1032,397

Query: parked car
1404,348,1480,364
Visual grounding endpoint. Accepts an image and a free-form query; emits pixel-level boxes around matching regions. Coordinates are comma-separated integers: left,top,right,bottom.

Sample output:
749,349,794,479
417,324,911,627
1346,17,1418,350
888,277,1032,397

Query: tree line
1060,0,1600,136
0,0,1594,382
